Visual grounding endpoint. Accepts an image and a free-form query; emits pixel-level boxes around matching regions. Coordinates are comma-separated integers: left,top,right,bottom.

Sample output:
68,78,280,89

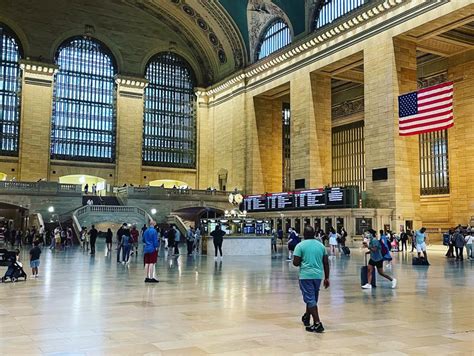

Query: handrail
72,205,152,224
0,181,82,196
115,186,229,198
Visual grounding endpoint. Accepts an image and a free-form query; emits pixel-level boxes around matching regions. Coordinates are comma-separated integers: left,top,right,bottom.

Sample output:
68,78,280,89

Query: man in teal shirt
415,227,429,263
293,226,330,333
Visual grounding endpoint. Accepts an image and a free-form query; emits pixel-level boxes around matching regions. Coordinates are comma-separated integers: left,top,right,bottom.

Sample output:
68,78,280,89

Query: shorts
416,242,426,252
30,259,40,268
368,259,383,268
299,279,322,308
144,250,158,264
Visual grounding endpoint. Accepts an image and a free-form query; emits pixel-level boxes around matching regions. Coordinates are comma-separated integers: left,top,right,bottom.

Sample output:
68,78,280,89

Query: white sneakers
361,279,397,289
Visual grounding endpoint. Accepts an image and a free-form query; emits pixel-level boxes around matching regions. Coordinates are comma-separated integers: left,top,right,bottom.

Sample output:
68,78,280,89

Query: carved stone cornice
19,60,58,86
115,75,148,99
332,97,365,119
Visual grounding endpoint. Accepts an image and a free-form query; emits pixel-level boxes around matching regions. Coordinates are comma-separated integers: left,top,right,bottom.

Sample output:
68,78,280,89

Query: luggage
360,255,376,287
342,246,350,256
412,257,430,266
443,233,450,246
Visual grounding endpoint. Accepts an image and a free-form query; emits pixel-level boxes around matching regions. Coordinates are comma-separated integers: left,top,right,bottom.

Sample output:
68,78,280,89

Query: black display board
242,187,358,212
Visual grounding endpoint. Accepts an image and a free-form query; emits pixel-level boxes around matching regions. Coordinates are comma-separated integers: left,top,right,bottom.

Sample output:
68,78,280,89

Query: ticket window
314,218,321,232
294,218,301,235
325,218,332,234
285,218,291,234
336,218,344,233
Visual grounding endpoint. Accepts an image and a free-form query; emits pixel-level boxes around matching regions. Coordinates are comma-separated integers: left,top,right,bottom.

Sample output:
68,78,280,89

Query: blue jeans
299,279,322,308
122,245,130,262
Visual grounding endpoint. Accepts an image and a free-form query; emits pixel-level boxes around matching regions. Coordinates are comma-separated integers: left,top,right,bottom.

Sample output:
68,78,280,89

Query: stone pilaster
290,72,332,190
448,50,474,225
114,75,148,186
196,89,210,189
364,37,421,231
18,60,58,181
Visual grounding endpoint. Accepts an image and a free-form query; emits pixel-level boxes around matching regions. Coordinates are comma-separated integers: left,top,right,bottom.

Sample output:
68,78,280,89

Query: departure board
326,187,345,206
267,192,293,210
294,189,326,208
242,187,357,212
243,195,266,211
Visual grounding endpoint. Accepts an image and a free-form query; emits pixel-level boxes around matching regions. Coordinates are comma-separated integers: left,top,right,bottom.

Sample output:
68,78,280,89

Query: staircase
74,205,152,229
166,214,192,237
82,196,121,206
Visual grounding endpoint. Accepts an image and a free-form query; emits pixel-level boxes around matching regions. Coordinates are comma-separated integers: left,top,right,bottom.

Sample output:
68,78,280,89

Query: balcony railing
0,181,82,196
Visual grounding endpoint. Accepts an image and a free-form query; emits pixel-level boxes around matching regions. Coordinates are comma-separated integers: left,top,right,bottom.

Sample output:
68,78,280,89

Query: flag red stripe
418,88,453,100
418,96,452,108
399,110,452,124
418,103,452,114
399,122,454,136
399,116,453,130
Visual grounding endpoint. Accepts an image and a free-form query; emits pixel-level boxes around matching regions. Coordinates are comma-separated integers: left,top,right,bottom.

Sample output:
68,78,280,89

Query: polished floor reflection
0,242,473,355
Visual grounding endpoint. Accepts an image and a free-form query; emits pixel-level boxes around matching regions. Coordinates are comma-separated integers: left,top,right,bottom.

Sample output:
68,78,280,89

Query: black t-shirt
30,246,41,261
89,228,98,239
211,229,226,243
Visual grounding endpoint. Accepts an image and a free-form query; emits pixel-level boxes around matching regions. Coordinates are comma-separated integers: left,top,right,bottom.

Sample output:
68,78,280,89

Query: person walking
174,226,181,255
453,229,465,261
84,183,89,195
287,228,300,261
210,225,225,261
80,227,88,251
89,225,98,255
194,227,201,254
415,227,429,263
130,225,139,256
105,228,113,252
66,227,73,248
465,231,473,260
400,228,408,252
328,228,339,257
167,226,176,256
29,240,42,278
362,229,397,289
186,226,195,256
116,223,127,263
292,226,330,333
120,228,132,264
271,229,278,253
143,221,159,283
380,230,393,268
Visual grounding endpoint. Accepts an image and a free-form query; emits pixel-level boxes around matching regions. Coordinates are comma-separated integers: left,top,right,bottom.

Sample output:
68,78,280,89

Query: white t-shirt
465,235,473,245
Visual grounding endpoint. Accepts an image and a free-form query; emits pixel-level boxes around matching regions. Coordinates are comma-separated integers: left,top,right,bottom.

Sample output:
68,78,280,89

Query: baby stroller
0,249,27,282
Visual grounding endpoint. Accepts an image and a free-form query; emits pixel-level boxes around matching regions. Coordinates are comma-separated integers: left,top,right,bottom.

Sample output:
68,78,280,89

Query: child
30,240,41,278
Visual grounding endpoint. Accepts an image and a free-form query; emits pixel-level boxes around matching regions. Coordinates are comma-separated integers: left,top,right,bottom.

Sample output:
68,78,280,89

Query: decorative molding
115,75,148,89
332,96,365,119
198,0,247,69
417,71,448,89
203,0,409,97
20,59,59,81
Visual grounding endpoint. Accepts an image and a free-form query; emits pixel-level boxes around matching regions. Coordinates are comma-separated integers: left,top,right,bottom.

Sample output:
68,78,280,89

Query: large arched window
256,19,292,61
51,37,117,163
0,25,21,156
143,53,196,168
314,0,367,29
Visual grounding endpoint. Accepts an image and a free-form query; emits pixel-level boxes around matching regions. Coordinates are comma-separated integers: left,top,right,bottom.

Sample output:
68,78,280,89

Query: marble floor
0,242,473,355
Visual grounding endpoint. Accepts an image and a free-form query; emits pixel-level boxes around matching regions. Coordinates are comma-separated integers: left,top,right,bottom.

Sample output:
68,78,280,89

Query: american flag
398,82,454,136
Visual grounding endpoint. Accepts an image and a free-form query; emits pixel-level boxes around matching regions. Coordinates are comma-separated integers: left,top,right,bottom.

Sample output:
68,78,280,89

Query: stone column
18,60,58,181
448,51,474,224
114,76,148,186
290,72,332,190
196,89,210,190
364,37,421,230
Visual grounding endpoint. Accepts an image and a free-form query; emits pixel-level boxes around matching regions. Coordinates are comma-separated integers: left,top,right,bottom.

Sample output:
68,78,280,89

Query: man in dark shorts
88,225,98,255
362,229,397,289
143,221,159,283
293,226,330,333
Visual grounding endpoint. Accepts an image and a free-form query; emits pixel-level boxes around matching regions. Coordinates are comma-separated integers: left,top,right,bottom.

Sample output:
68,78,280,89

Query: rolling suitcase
360,254,376,287
342,246,350,256
412,257,430,266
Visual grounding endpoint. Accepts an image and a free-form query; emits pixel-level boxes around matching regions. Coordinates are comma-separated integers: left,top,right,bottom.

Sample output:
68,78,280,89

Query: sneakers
306,322,324,333
362,283,372,289
391,278,397,289
301,313,310,327
145,278,151,283
150,278,159,283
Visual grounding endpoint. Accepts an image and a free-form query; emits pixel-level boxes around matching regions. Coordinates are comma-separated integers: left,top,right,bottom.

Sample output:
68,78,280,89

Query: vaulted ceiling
0,0,311,84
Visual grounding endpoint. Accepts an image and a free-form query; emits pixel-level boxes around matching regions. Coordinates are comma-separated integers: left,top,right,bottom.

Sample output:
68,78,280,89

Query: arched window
143,53,196,168
314,0,367,29
256,19,292,61
51,37,117,163
0,25,21,156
